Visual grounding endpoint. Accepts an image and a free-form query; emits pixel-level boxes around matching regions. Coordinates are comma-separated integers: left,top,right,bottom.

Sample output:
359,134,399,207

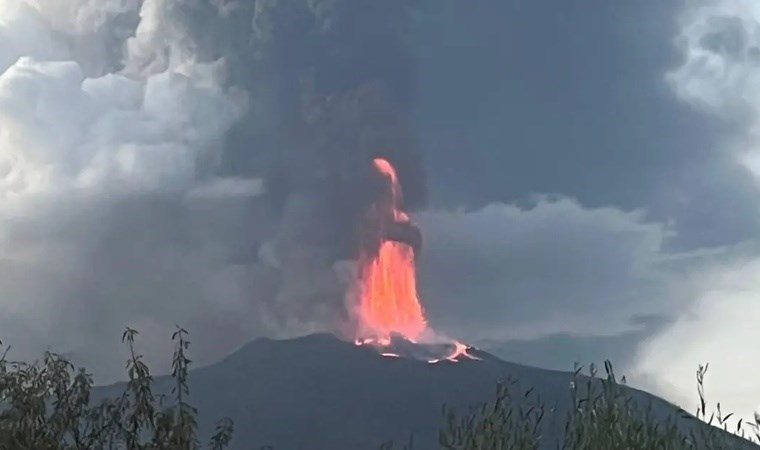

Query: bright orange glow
358,240,427,340
428,342,481,364
372,158,408,223
355,337,392,347
373,158,399,186
356,158,427,343
353,158,478,365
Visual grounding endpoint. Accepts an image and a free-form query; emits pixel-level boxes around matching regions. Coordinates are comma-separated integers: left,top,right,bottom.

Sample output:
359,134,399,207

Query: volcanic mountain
92,158,751,448
94,333,755,450
92,157,756,449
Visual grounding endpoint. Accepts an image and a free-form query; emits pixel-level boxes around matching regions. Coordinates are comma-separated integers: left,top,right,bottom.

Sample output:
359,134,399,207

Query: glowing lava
428,342,481,364
354,337,392,347
353,158,477,364
358,240,427,340
356,158,427,342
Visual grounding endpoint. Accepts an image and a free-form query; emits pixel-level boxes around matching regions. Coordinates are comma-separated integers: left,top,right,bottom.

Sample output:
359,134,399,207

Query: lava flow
358,238,427,340
353,158,478,364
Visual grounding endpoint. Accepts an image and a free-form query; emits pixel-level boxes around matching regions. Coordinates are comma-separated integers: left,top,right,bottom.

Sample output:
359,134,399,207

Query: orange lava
356,159,427,342
354,337,392,347
358,240,427,340
354,158,477,365
428,342,481,364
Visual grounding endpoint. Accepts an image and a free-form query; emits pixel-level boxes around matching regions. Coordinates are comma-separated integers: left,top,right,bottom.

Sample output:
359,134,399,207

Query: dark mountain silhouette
95,333,754,449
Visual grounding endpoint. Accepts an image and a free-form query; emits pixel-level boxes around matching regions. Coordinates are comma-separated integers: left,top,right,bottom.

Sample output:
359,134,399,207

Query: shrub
3,330,759,450
426,361,760,450
388,361,760,450
0,327,233,450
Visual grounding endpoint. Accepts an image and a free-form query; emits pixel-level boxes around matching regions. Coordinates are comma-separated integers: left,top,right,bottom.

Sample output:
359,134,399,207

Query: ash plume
0,0,425,380
197,0,428,334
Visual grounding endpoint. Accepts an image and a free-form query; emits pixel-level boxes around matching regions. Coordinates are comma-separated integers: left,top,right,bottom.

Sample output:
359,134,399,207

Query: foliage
562,361,700,450
384,361,760,450
437,377,545,450
3,328,760,450
0,328,233,450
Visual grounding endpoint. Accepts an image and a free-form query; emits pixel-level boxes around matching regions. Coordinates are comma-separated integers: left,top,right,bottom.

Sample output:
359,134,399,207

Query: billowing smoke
0,0,423,381
631,0,760,420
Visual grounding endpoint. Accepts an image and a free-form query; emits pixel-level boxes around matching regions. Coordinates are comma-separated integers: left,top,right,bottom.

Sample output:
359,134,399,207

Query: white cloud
632,0,760,422
0,55,246,196
668,0,760,181
0,0,265,382
633,254,760,420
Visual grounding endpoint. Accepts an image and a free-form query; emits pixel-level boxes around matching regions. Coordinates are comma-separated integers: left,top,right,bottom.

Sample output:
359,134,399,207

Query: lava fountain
356,158,426,342
353,158,478,363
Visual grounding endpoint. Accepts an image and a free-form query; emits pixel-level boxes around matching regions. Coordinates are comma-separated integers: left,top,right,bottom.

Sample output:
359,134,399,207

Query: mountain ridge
94,333,755,449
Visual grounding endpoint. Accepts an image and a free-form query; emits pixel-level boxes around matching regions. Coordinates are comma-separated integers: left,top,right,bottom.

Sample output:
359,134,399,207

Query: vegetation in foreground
0,329,758,449
0,328,233,450
413,362,760,450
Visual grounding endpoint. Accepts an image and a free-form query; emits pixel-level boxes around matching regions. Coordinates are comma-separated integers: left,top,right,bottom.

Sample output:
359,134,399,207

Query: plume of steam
0,0,425,381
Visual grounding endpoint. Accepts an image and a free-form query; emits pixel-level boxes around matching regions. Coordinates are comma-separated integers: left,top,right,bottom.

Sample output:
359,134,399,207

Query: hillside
95,333,756,449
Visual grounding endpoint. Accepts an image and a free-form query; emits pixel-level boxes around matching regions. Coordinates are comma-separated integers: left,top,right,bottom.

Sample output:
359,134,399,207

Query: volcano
92,159,752,448
350,158,478,363
94,334,754,450
90,158,753,449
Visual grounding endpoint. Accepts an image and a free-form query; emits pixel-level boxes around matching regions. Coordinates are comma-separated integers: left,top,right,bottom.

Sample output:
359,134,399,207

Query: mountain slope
95,333,754,449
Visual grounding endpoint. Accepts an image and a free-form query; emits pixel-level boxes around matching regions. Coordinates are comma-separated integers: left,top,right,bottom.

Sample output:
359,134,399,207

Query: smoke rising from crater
0,0,424,381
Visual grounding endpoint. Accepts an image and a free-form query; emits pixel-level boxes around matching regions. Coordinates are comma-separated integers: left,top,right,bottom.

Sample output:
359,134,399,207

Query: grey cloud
0,1,262,382
631,0,760,421
479,313,673,373
0,193,277,381
414,0,759,253
414,198,683,341
0,0,428,382
698,16,748,57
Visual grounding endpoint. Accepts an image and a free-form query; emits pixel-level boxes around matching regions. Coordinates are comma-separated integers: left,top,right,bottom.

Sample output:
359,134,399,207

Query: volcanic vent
350,158,479,364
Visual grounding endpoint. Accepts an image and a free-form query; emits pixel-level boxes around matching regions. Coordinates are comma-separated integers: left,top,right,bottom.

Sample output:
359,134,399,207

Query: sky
414,0,760,419
0,0,759,427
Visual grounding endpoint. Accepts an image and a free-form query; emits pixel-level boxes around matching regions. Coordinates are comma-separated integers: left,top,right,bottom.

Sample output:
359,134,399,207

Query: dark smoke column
194,0,427,333
252,0,427,259
384,220,422,257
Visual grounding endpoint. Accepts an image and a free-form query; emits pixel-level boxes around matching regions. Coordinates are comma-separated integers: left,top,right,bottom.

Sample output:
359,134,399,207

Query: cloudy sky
414,0,760,419
1,0,760,425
